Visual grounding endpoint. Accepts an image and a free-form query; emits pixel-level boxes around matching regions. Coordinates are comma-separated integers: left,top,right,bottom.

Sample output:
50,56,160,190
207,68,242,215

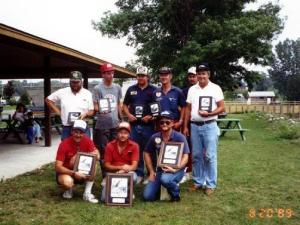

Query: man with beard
93,63,122,178
101,121,139,201
123,66,157,183
46,71,94,140
55,120,100,203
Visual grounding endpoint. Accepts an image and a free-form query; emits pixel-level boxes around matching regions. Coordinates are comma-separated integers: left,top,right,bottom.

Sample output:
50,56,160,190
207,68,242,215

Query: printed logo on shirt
156,92,162,97
130,91,137,95
169,97,176,102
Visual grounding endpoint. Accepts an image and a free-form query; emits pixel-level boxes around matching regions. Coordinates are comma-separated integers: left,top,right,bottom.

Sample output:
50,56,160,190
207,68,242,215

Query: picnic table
217,118,248,141
0,115,27,143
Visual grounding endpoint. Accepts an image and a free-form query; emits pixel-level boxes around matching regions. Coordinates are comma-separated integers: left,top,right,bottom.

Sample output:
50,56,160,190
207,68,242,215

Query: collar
195,81,211,89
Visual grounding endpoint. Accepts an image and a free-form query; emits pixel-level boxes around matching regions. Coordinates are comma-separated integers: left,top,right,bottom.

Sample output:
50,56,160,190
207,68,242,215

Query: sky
0,0,299,69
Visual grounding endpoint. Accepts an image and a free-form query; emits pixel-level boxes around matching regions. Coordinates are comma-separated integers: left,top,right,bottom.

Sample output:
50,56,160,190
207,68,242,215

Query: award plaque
134,105,144,119
67,112,81,124
105,173,134,207
149,102,160,117
157,142,184,168
99,98,111,113
199,96,212,112
73,152,97,179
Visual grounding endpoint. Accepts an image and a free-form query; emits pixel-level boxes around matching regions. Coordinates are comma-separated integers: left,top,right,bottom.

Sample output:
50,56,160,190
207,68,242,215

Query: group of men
46,62,224,204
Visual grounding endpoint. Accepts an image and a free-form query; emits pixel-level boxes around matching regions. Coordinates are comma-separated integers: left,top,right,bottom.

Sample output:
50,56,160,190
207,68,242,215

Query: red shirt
56,135,96,169
104,139,139,166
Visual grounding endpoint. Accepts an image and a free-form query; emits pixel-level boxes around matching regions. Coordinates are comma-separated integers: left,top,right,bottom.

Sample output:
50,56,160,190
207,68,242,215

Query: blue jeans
190,122,219,188
143,169,185,201
130,123,155,177
61,126,91,141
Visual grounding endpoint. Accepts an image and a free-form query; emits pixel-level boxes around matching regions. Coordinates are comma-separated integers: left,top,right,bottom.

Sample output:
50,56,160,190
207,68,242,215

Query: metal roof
248,91,275,97
0,23,135,79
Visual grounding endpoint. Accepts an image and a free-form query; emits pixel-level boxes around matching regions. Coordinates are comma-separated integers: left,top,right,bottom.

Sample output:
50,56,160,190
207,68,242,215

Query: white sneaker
136,176,143,184
142,178,149,185
62,189,73,199
180,173,190,184
83,193,99,204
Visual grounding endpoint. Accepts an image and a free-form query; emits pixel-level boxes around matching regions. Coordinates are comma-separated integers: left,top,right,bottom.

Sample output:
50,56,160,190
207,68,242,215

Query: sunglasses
159,120,172,125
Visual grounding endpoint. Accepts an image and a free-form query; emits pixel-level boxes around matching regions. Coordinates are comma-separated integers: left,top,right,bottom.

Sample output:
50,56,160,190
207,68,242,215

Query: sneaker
35,137,39,143
136,176,143,185
142,178,149,185
62,189,73,199
170,196,181,202
179,173,190,184
204,188,215,196
83,193,99,203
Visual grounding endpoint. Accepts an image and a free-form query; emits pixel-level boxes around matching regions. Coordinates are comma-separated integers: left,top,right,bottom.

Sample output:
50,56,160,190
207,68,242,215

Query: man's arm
144,151,156,181
162,153,189,173
122,104,137,122
45,98,61,115
183,103,191,136
199,100,225,117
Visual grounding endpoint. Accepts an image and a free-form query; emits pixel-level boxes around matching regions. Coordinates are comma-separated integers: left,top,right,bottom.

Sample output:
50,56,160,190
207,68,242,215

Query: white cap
73,120,87,132
187,66,196,75
136,66,148,75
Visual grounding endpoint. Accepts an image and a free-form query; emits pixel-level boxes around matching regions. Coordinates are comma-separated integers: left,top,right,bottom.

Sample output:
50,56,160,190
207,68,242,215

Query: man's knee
58,175,74,189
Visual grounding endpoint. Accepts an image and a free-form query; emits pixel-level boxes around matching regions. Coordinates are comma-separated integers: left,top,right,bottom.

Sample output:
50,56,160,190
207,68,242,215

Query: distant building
247,91,275,104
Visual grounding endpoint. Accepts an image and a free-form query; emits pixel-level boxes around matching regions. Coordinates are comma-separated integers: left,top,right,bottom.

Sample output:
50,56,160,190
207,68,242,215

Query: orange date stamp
248,208,295,219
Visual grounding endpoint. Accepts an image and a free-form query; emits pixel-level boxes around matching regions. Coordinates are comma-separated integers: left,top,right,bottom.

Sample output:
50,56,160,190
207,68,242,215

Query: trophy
199,96,212,112
99,98,111,113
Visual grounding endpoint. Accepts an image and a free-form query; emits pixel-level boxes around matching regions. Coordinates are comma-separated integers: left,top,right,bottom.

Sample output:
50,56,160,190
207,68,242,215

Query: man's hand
162,165,177,173
141,115,152,123
116,170,126,174
182,127,189,136
74,171,86,180
198,110,210,117
173,121,182,130
122,164,132,172
127,113,137,122
148,172,156,181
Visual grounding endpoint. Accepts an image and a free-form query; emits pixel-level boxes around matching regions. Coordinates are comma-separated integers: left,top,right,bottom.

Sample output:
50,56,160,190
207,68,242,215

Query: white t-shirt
47,87,94,126
186,81,224,121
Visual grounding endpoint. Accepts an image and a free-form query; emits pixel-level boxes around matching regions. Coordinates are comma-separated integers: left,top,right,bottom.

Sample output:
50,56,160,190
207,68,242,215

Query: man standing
143,111,189,202
123,66,157,183
55,120,99,203
183,63,224,195
101,121,139,201
153,67,186,130
93,63,122,178
45,71,94,140
181,66,198,183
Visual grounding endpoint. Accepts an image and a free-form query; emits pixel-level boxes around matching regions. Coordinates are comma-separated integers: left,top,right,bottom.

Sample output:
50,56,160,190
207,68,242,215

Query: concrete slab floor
0,135,61,181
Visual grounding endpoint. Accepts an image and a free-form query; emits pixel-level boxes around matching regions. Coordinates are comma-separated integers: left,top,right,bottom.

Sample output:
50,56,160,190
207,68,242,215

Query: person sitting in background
12,103,42,144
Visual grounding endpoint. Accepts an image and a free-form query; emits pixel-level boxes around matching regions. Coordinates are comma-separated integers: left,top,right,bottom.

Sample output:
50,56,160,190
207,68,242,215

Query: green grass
0,114,299,225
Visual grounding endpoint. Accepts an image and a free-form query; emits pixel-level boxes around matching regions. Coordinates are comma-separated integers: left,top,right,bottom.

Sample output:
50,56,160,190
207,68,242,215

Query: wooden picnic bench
217,118,248,141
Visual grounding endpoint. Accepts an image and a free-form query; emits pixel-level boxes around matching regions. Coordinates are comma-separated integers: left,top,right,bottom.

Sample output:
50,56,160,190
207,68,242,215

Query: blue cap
159,110,175,120
196,62,210,72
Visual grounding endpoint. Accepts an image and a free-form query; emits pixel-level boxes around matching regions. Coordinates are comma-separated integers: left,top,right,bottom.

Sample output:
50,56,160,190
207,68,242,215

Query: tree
269,39,300,101
93,0,283,90
253,73,273,91
3,81,15,100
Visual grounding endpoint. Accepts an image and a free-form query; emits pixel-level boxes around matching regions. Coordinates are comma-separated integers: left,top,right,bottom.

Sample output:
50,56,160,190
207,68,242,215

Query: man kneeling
143,111,189,202
101,121,139,202
55,120,99,203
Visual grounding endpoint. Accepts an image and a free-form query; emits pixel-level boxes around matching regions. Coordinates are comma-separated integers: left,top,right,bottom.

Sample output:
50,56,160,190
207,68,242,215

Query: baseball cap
101,63,114,73
159,67,172,74
73,120,87,132
136,66,148,76
187,66,196,75
117,121,131,133
70,71,83,81
196,63,210,72
158,110,175,120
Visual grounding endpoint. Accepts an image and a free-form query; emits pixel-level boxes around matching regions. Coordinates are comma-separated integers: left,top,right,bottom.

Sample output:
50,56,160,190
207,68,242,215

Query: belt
190,120,216,126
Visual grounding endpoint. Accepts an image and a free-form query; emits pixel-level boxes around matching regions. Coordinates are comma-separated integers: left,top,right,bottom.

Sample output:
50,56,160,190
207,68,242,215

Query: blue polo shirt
153,86,186,120
123,83,157,121
145,130,190,171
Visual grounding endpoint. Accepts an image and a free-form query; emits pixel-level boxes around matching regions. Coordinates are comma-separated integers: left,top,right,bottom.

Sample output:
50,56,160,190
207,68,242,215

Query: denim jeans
61,126,91,141
190,122,219,188
130,123,155,177
143,169,185,201
100,172,137,202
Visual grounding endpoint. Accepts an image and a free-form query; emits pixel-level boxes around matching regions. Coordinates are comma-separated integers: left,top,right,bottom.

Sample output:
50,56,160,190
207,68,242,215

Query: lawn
0,114,299,225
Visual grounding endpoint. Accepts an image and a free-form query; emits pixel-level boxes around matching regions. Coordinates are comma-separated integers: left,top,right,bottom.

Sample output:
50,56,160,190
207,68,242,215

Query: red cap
101,63,114,73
